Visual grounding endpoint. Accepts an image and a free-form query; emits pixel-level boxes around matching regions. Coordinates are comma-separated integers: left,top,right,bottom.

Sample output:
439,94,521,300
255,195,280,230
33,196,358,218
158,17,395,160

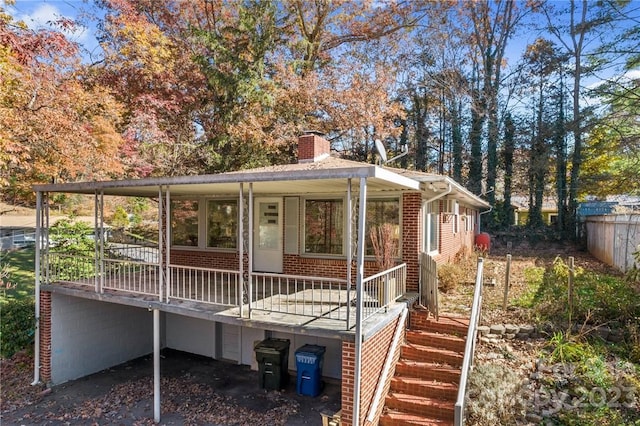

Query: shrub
438,263,464,293
465,364,526,425
0,298,35,358
529,258,640,324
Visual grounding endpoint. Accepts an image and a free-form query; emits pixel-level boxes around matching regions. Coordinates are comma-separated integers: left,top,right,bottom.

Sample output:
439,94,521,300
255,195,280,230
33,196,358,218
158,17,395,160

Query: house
0,210,97,250
31,133,489,425
512,195,558,226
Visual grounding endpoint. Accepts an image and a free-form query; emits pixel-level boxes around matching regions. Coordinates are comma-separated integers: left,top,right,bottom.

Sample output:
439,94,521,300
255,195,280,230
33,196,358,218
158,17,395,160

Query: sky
6,0,103,61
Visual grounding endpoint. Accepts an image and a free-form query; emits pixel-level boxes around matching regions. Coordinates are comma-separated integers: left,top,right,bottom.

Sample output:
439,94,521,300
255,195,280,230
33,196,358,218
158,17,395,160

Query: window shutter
284,197,299,254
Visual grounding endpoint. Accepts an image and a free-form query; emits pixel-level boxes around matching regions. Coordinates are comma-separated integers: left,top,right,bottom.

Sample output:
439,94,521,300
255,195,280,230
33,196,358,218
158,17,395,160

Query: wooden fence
585,214,640,272
420,252,438,320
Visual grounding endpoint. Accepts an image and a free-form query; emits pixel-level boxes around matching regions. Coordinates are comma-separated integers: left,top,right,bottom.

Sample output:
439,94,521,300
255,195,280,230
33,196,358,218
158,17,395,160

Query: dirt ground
438,242,624,325
1,349,342,425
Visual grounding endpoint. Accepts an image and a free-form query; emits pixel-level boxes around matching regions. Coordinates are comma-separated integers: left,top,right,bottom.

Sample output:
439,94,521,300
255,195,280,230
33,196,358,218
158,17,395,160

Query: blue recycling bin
295,344,326,397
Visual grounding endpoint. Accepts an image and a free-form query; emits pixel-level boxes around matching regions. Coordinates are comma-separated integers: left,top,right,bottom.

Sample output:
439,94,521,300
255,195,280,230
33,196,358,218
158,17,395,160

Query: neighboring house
512,195,558,226
0,214,97,250
32,133,489,425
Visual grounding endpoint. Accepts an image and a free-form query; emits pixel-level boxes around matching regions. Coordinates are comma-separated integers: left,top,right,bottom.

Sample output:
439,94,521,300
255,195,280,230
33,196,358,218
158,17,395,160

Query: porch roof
33,157,421,197
32,157,490,208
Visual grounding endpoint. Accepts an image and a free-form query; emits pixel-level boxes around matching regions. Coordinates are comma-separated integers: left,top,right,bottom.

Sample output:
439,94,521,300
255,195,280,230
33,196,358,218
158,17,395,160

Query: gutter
424,180,453,205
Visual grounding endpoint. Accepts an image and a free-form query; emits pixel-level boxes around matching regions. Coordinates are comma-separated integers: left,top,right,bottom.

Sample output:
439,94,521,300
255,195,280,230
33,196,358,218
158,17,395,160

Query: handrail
361,263,406,284
454,257,484,426
366,307,408,423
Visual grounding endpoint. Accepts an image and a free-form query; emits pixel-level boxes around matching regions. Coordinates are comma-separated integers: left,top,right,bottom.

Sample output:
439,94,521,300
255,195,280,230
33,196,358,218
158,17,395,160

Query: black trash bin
295,344,326,397
255,338,290,390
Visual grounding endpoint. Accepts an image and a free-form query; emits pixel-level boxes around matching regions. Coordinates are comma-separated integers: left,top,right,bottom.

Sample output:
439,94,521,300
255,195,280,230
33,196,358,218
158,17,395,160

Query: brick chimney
298,132,330,163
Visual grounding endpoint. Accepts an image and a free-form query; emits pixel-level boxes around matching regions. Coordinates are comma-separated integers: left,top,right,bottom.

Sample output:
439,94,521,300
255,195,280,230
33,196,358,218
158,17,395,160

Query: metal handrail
454,257,484,425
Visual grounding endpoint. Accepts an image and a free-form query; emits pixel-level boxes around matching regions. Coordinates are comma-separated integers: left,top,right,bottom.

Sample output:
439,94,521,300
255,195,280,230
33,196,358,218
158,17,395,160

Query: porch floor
43,278,415,340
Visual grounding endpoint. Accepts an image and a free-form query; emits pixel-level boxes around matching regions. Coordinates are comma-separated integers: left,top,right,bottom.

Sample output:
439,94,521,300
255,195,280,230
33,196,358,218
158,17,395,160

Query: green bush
0,299,35,358
530,258,640,324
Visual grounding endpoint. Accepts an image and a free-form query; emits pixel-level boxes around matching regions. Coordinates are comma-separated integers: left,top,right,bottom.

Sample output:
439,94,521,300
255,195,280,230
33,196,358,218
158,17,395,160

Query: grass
1,248,35,303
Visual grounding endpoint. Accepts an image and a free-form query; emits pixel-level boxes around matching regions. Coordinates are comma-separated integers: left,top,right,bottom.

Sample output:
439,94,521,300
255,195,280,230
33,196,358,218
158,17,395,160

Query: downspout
478,206,493,234
32,191,42,386
353,177,367,426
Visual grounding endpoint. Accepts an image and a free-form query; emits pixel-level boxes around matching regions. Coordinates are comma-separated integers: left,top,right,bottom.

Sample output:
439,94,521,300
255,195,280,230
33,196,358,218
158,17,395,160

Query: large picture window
207,200,238,249
366,198,400,256
305,199,343,254
171,200,199,247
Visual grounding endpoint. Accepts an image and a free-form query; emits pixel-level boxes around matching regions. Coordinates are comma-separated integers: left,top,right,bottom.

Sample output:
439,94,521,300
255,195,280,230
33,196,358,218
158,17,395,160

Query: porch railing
102,258,160,296
48,251,95,285
454,257,484,426
250,272,349,320
168,264,241,306
361,263,406,321
44,251,408,326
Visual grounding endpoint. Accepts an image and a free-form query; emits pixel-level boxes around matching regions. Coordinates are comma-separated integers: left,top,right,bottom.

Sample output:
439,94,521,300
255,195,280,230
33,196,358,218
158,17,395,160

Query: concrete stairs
379,311,469,426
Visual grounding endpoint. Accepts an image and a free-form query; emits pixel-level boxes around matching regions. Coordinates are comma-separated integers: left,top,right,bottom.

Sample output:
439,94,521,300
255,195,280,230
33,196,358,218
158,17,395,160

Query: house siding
48,294,153,384
341,314,405,425
434,204,477,263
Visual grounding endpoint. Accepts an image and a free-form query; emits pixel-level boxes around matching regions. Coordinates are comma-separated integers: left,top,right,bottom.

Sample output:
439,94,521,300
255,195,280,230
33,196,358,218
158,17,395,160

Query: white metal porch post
248,183,253,318
165,187,171,303
158,187,164,302
353,177,367,426
153,308,160,423
32,191,42,386
346,178,352,330
238,183,244,315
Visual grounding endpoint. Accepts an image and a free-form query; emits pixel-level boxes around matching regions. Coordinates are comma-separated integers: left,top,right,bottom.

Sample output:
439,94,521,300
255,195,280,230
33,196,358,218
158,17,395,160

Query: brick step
406,330,466,353
390,376,458,401
385,393,455,419
420,317,469,336
401,343,464,367
395,360,461,383
379,410,454,426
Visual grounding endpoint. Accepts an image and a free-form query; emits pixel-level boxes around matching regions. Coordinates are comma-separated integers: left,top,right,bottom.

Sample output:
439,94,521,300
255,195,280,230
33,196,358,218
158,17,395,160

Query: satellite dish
374,139,387,164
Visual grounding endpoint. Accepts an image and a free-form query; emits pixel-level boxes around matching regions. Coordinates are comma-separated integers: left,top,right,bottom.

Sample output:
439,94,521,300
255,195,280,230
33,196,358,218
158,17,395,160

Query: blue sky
7,0,103,61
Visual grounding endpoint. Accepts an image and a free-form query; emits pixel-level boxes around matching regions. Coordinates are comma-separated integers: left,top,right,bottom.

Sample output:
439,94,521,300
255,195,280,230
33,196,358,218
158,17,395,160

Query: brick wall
298,134,330,162
433,204,477,263
39,291,52,383
171,249,239,270
402,193,422,292
341,314,405,425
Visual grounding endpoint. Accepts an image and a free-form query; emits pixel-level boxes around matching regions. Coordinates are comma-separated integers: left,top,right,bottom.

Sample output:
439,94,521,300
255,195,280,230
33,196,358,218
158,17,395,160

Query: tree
0,4,125,203
543,0,622,237
465,0,531,207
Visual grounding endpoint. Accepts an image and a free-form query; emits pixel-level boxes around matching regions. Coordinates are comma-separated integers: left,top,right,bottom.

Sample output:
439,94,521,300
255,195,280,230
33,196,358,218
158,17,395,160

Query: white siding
165,314,215,357
50,294,152,384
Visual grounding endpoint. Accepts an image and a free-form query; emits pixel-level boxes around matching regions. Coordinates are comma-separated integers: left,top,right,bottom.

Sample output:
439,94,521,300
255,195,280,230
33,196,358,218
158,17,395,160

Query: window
207,200,237,249
305,199,343,254
424,201,439,253
171,200,199,247
365,198,400,257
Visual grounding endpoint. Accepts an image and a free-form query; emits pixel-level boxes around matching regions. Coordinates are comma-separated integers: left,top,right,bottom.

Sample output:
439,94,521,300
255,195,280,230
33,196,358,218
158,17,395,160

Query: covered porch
34,161,421,331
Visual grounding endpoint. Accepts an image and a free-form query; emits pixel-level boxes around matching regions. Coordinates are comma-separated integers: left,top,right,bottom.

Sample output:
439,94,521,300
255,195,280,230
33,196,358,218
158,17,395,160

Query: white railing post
238,183,244,314
353,177,367,426
454,257,484,426
165,187,171,303
346,178,352,330
248,183,253,318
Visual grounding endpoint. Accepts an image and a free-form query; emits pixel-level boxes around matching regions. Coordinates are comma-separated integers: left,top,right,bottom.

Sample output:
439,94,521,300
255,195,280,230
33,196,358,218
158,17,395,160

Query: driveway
2,349,342,425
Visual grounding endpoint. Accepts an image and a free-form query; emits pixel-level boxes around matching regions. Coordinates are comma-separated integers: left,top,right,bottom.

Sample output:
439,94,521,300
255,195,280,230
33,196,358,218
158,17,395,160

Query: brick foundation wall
341,314,405,425
39,291,52,383
171,249,239,270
